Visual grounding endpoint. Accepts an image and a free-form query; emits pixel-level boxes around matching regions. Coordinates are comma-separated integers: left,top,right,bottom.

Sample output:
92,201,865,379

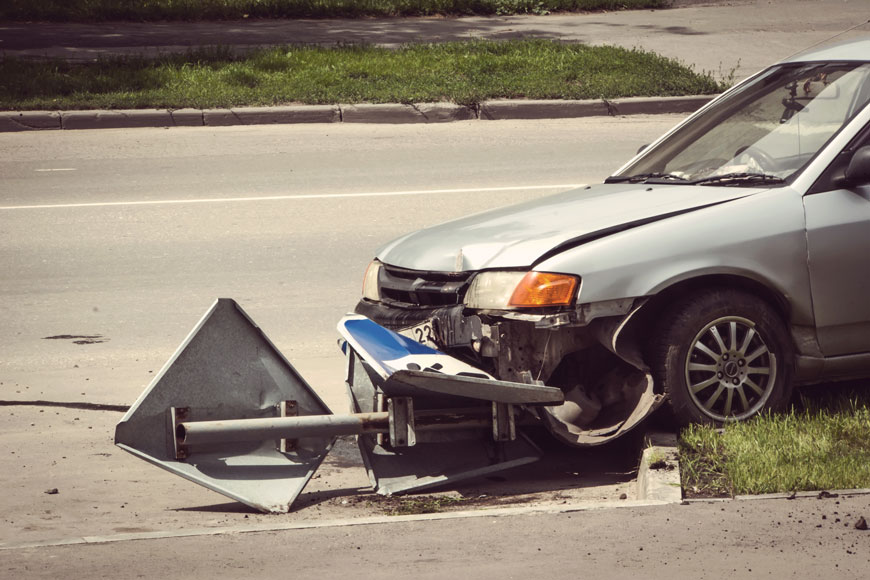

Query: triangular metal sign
115,298,333,513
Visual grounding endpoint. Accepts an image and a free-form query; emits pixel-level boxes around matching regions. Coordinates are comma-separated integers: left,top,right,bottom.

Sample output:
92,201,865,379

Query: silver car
354,37,870,446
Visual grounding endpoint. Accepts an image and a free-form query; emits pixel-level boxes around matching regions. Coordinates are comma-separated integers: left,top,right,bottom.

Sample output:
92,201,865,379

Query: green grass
680,388,870,497
0,1,669,21
0,41,724,111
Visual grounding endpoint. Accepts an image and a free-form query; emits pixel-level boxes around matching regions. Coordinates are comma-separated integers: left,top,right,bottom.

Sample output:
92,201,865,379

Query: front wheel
651,289,794,425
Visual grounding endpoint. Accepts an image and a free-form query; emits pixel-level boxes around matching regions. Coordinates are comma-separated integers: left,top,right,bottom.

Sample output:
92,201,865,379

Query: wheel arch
633,281,796,424
621,273,795,363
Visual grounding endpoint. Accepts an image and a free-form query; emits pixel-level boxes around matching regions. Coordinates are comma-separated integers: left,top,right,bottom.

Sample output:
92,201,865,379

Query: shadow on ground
0,16,705,57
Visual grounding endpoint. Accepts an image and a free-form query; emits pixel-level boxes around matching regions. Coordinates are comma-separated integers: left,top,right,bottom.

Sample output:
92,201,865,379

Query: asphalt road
0,115,679,412
2,116,869,578
0,115,679,559
5,486,870,579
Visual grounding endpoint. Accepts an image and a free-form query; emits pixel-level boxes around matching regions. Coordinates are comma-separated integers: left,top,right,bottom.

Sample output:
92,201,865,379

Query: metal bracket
376,391,386,447
388,397,416,447
492,402,515,442
170,406,190,460
278,400,298,453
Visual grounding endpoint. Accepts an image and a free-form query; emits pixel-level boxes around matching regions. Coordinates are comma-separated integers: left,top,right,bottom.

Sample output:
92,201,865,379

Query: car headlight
465,271,580,309
362,260,382,301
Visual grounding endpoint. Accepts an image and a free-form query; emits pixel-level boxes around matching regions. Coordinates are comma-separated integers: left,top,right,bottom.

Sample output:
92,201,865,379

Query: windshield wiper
691,172,785,187
605,172,688,184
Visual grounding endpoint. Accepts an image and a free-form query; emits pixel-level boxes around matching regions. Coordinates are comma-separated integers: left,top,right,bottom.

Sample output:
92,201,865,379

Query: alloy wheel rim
683,316,778,422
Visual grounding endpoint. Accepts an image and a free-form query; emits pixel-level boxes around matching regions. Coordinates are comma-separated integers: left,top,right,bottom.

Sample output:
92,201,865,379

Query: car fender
535,186,815,326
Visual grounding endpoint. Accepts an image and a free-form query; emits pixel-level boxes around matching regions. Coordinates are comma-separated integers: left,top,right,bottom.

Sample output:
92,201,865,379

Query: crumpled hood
377,183,762,271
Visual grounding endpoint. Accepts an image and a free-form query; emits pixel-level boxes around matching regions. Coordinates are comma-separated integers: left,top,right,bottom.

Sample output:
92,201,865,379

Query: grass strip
680,396,870,497
0,1,669,22
0,40,724,111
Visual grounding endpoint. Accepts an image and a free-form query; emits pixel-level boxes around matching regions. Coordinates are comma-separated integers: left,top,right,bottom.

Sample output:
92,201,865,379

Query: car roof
782,35,870,64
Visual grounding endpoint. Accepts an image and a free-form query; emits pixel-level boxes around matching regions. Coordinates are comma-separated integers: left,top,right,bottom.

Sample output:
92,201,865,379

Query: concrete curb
682,488,870,504
480,99,609,120
734,488,870,501
0,111,62,132
203,105,340,126
341,102,477,123
0,95,714,132
608,95,714,116
636,432,683,504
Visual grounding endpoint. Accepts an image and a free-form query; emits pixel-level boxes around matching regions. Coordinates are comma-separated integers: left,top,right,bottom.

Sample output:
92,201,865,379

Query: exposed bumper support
541,300,665,446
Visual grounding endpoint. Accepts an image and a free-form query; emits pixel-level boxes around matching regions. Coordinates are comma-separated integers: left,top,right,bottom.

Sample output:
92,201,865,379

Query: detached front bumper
353,298,665,446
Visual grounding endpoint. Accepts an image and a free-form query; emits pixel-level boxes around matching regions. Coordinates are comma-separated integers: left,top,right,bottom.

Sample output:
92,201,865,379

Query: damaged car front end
351,186,760,446
352,37,870,445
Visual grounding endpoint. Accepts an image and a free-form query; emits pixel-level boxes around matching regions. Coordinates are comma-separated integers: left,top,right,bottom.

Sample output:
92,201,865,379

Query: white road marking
34,168,77,172
0,184,585,211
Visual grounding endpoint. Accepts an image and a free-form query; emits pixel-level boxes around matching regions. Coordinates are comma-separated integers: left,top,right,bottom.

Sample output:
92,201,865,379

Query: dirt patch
649,457,674,470
337,492,546,516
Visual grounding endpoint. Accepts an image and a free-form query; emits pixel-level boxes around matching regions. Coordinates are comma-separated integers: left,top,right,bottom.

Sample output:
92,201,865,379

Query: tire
651,289,794,426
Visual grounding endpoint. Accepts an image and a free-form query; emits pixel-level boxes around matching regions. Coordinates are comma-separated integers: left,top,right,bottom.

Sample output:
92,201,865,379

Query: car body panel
804,184,870,355
536,186,815,326
375,184,762,272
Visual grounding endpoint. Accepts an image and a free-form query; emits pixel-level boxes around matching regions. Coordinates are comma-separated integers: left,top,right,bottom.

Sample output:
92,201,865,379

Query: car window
749,66,870,164
614,63,870,185
806,107,870,195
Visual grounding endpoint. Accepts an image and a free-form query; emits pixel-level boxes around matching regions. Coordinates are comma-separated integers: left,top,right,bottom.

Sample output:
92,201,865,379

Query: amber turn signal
508,272,579,307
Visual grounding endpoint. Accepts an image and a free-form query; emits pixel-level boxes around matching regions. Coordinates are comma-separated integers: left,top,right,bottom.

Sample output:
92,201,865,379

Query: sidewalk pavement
0,0,865,131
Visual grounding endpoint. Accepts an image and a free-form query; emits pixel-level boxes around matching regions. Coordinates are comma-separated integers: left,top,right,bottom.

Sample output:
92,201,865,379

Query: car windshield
609,62,870,186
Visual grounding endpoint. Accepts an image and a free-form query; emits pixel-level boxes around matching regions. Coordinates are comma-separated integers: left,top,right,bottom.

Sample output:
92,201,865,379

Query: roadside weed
680,399,870,497
0,41,725,110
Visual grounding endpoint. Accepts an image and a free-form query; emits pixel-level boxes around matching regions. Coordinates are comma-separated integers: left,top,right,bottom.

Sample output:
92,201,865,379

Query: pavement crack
0,400,128,412
409,103,429,121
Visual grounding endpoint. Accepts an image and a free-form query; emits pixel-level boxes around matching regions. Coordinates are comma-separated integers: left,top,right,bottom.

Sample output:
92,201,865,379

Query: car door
804,178,870,356
803,68,870,356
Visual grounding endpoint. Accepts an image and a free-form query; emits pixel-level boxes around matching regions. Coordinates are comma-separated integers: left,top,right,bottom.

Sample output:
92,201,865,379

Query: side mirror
637,144,649,155
843,145,870,186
